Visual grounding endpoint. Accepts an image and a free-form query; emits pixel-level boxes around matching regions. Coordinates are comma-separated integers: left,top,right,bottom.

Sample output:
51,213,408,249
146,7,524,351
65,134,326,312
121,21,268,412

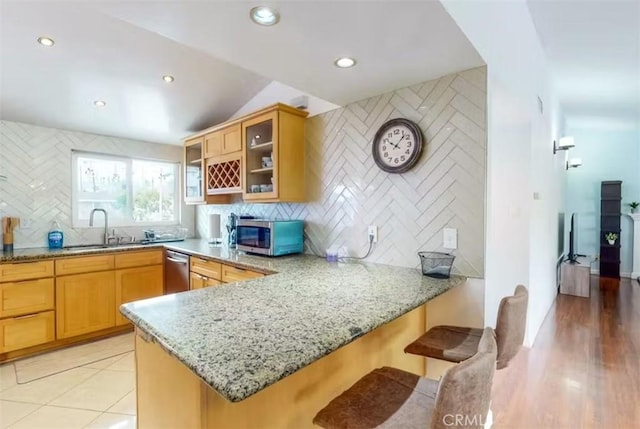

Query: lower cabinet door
115,265,164,326
0,311,55,353
190,273,222,290
56,271,116,339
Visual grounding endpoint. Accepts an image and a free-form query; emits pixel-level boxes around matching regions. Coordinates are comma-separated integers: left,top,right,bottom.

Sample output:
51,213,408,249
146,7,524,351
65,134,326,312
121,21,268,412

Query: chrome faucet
89,208,112,245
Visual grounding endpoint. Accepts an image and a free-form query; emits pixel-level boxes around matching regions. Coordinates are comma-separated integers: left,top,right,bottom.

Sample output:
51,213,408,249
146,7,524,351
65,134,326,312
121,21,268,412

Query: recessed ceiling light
37,37,55,47
162,75,175,83
250,6,280,26
334,57,356,68
93,100,106,108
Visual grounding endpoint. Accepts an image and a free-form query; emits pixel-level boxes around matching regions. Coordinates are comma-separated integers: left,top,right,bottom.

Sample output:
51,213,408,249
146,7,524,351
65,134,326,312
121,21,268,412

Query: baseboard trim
590,269,632,279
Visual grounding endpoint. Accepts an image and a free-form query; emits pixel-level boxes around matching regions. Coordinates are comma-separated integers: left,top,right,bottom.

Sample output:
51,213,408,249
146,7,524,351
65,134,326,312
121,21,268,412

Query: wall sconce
566,158,582,170
553,136,575,154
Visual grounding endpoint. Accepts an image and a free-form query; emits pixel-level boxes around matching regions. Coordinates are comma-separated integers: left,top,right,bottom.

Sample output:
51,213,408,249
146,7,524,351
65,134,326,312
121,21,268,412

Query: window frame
71,150,181,228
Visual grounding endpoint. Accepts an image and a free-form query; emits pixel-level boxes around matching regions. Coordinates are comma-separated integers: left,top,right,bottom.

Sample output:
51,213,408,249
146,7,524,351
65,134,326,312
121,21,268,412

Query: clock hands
391,131,404,149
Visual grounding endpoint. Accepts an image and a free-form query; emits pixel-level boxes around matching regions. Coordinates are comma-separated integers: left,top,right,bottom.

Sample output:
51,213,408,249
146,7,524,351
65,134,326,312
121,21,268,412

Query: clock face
372,118,423,173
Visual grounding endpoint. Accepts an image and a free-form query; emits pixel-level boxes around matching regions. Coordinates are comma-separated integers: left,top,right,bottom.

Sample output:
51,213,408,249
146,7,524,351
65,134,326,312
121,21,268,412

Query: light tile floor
0,350,136,429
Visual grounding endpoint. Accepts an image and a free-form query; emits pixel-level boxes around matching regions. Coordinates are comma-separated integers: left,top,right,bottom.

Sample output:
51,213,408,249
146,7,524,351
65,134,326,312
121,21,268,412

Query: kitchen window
71,151,180,227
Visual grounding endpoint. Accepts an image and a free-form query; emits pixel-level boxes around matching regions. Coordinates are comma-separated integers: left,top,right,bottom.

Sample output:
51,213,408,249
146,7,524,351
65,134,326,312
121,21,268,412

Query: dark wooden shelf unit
599,181,622,278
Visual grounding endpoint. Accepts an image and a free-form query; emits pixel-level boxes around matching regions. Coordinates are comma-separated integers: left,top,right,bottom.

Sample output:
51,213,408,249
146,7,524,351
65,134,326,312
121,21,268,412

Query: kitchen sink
62,244,111,250
62,242,146,251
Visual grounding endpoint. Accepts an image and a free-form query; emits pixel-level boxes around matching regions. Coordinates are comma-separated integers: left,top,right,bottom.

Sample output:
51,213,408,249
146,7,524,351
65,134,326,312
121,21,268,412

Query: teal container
48,221,64,249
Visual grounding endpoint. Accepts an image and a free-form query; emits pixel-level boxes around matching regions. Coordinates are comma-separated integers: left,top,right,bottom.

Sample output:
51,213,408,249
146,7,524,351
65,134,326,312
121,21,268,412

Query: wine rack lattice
207,158,241,194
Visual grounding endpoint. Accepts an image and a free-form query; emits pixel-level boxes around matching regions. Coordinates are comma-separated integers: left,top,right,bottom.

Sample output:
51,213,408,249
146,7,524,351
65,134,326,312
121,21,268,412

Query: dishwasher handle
166,256,188,264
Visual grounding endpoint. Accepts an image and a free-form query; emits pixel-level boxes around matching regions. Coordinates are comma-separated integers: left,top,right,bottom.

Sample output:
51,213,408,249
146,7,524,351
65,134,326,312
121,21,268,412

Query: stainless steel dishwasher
164,250,190,294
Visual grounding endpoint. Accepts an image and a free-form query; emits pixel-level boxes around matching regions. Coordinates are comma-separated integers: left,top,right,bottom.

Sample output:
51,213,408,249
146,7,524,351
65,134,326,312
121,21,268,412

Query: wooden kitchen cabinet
242,105,307,202
205,124,241,158
190,272,222,290
115,265,163,326
0,260,56,357
221,265,264,283
55,254,114,276
190,257,222,280
56,271,116,339
0,278,54,318
0,260,54,282
0,311,55,353
115,250,163,269
184,103,307,204
184,137,231,205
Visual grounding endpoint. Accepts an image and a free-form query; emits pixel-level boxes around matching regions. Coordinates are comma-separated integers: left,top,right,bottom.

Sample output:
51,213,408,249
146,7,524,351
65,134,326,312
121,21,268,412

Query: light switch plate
443,228,457,249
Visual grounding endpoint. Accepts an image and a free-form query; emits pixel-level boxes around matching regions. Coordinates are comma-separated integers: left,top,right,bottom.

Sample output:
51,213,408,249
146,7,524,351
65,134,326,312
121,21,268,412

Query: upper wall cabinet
184,137,204,204
205,124,243,196
183,137,231,205
183,103,308,204
205,124,241,158
242,106,306,202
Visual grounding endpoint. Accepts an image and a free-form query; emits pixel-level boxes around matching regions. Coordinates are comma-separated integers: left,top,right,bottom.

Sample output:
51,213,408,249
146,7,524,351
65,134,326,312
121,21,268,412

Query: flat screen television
567,213,582,263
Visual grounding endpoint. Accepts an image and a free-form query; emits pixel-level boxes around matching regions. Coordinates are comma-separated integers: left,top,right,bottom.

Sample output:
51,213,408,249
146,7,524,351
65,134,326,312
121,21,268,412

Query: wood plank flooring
491,276,640,428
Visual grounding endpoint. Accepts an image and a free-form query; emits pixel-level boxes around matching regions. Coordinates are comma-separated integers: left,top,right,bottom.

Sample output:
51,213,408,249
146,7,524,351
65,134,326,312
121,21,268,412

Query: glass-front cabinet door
243,111,278,201
184,137,204,204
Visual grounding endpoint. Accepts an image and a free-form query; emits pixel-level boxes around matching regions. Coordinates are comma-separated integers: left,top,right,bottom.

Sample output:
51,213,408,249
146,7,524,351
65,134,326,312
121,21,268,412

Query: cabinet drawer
0,261,54,282
0,278,54,318
190,257,222,280
190,273,222,290
0,310,55,353
115,250,163,269
56,255,115,276
221,265,264,283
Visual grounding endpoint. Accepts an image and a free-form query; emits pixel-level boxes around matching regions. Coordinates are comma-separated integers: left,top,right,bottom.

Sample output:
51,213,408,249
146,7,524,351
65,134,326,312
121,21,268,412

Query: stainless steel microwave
236,220,304,256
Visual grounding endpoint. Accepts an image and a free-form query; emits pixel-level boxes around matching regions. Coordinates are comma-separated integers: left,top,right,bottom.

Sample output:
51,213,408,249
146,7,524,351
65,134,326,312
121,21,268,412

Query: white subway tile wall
197,67,487,277
0,122,194,248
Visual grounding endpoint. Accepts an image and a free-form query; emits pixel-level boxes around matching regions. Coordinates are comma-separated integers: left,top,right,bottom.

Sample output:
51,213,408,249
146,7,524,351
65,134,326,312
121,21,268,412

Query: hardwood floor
491,276,640,429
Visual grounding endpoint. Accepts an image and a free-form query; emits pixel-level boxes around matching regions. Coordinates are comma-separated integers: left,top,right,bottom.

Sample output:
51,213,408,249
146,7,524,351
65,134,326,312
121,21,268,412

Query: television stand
560,256,592,298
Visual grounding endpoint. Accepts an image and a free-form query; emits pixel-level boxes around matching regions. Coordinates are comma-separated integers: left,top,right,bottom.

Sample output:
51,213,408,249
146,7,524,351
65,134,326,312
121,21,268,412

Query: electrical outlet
443,228,457,249
368,225,378,243
20,218,33,229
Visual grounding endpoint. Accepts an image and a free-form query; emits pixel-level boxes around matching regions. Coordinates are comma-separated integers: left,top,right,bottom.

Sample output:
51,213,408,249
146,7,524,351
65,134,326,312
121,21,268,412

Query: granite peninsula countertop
1,240,466,402
119,240,467,403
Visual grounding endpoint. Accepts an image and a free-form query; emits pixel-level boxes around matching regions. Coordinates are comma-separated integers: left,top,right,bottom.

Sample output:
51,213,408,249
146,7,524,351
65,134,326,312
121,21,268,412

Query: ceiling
1,1,484,145
527,0,640,131
0,1,270,144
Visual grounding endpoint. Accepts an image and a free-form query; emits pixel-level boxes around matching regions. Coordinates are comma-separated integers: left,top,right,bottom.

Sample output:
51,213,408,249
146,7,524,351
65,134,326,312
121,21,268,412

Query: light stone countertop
0,239,466,402
120,240,466,402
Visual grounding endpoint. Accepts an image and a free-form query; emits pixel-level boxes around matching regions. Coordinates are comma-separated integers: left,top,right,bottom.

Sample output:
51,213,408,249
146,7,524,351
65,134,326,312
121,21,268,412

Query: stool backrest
430,327,497,429
495,285,528,369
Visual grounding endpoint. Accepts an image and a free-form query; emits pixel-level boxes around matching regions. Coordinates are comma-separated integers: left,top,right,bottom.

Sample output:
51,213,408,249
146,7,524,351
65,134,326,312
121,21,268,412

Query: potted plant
629,201,639,214
605,232,618,245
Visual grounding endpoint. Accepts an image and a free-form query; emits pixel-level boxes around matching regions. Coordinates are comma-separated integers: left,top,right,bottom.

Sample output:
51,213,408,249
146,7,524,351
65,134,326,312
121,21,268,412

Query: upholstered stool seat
404,325,483,363
405,285,528,369
314,328,497,429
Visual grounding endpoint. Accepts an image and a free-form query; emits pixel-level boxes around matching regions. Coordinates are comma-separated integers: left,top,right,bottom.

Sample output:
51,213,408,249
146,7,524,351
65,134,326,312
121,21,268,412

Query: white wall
442,0,566,345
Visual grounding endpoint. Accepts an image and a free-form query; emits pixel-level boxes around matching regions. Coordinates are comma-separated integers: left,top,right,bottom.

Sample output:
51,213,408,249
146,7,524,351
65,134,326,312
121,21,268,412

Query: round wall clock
372,118,424,174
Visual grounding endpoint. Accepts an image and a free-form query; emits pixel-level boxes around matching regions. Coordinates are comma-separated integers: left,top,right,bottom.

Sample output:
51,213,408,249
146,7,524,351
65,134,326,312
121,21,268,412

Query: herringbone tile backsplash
198,67,487,277
0,121,195,248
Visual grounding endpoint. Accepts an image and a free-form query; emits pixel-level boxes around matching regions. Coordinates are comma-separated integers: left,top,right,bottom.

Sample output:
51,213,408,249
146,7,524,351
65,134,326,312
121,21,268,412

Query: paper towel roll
208,213,221,243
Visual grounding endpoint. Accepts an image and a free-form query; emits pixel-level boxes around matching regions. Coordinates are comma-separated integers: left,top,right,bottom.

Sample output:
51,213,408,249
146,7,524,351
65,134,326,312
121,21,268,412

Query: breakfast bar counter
120,243,466,428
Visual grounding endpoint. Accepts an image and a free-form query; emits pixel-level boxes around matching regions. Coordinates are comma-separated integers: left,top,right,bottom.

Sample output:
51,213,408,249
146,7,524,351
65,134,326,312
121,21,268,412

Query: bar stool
313,327,497,429
405,285,528,369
